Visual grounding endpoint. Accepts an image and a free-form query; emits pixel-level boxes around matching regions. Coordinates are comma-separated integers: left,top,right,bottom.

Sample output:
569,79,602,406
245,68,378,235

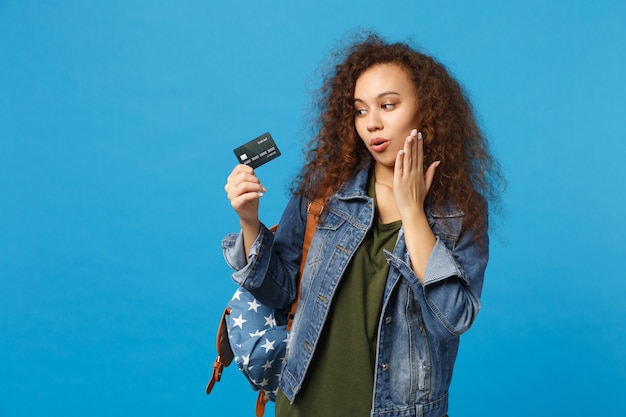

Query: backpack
206,200,324,417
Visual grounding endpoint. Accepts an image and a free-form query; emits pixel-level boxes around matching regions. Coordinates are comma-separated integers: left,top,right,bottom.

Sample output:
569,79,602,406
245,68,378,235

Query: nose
367,109,382,132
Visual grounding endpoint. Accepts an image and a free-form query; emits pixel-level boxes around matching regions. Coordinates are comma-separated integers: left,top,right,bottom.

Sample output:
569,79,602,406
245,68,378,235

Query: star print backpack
206,200,324,417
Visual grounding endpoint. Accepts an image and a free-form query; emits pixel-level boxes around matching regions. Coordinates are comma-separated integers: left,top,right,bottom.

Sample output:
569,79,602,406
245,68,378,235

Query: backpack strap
286,198,324,331
255,391,270,417
205,307,233,394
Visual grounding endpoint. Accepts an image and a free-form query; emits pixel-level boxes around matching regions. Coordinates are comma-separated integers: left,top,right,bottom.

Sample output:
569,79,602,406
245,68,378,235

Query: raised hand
224,164,266,256
392,129,440,281
393,129,440,220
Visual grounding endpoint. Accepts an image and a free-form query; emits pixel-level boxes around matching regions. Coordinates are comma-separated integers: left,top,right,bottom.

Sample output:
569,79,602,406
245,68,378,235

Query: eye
355,108,367,116
381,102,396,110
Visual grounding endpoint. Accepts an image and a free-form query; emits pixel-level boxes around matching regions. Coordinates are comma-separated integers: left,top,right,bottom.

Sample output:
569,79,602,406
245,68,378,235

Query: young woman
223,33,503,417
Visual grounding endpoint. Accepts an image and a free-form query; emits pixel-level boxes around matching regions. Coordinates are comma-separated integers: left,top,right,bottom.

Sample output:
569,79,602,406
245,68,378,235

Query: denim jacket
222,168,488,417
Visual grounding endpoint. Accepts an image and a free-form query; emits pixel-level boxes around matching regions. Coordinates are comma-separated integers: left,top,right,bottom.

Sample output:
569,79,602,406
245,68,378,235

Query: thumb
424,160,441,191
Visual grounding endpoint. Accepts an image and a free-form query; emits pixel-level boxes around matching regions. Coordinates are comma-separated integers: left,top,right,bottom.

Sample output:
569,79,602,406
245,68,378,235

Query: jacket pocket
305,207,350,265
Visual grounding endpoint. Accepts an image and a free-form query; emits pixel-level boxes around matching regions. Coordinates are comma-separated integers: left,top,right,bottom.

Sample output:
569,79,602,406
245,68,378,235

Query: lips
370,138,389,152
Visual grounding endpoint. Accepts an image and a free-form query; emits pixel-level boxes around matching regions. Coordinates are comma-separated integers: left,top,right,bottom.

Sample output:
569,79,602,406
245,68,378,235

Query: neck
374,163,394,188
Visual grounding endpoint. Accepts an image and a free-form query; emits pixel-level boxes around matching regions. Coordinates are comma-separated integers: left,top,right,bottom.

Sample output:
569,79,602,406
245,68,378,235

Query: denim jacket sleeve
387,204,488,340
222,195,307,309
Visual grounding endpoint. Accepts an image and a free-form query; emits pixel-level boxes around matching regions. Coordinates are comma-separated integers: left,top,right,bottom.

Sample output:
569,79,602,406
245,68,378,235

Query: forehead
354,63,415,98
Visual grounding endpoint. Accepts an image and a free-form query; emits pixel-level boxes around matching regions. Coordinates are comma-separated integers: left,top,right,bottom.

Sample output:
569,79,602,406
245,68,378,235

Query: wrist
402,210,435,241
240,218,261,231
400,206,428,225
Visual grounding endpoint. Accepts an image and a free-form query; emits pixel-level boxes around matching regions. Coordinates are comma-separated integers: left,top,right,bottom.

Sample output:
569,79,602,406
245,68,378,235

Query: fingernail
411,129,418,137
418,132,423,140
407,135,413,143
258,192,264,197
435,160,441,167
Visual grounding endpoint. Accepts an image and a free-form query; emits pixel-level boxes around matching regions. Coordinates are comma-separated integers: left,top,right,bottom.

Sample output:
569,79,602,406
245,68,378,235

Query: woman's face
353,63,420,168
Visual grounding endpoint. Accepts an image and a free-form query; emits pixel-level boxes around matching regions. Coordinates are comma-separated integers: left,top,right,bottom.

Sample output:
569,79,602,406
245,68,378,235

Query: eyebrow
354,91,401,103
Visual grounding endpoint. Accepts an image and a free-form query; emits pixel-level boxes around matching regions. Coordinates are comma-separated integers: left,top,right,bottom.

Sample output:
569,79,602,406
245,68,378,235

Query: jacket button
381,363,389,371
384,316,392,324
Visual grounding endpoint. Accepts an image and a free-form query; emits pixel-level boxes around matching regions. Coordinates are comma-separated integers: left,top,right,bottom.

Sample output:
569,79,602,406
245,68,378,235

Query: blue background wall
1,1,625,416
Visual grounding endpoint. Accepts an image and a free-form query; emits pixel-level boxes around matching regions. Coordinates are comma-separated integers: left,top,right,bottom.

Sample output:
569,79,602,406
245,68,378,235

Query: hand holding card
233,132,281,169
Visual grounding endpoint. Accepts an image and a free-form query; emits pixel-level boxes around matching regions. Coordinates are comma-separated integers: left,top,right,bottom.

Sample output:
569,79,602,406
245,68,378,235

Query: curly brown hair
294,33,504,238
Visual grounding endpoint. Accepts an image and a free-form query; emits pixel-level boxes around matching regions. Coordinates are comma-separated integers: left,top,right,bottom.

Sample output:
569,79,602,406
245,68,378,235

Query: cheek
354,119,368,141
397,111,419,131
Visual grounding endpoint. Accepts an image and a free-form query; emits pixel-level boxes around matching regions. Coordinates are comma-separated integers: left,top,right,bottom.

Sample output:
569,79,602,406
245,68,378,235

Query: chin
374,158,396,169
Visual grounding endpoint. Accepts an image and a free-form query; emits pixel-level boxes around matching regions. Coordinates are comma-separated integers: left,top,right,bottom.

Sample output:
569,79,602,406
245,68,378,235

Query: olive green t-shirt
276,175,401,417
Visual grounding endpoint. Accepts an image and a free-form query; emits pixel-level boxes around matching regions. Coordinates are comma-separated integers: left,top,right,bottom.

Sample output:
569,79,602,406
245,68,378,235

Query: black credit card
233,132,281,169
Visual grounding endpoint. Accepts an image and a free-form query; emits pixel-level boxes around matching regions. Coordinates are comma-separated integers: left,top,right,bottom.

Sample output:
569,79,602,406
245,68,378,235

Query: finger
231,165,257,180
410,128,418,154
230,189,264,208
234,163,255,175
228,183,265,211
226,164,257,185
403,131,414,174
416,131,424,175
226,169,264,194
424,160,441,192
394,149,405,179
233,172,263,188
225,178,261,196
227,180,265,201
